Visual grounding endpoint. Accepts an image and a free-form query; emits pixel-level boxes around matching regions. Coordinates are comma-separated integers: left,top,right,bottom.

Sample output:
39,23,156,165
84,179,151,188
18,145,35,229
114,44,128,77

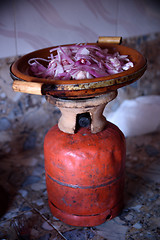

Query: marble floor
0,130,159,240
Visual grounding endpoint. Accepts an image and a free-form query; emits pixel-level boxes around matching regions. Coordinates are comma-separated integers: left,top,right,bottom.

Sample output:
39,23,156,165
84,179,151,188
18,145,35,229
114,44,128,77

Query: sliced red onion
28,44,134,80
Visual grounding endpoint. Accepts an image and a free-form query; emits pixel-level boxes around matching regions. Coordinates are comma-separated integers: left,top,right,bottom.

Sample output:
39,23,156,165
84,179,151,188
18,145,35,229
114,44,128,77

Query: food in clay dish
28,44,134,80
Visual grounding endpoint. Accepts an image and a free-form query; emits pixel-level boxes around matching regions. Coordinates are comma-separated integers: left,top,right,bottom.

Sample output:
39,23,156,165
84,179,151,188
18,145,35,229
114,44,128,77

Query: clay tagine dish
10,37,147,99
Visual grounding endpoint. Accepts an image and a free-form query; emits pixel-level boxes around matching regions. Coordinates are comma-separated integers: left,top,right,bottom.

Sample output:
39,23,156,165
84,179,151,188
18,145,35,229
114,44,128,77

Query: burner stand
46,91,117,134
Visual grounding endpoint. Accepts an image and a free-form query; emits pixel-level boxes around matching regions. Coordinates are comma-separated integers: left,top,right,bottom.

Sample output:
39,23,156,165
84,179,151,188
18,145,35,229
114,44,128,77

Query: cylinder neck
46,91,117,134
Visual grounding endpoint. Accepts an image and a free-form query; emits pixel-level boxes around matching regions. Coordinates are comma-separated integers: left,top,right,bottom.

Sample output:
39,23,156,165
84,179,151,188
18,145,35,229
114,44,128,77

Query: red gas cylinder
44,121,125,227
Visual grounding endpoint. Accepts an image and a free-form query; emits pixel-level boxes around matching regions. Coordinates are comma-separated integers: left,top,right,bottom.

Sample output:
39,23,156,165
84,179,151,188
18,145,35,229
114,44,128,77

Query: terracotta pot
44,121,125,227
10,42,147,99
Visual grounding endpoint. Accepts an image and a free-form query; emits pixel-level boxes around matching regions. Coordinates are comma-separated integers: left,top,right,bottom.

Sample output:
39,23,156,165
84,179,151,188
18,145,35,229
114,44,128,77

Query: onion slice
28,44,134,80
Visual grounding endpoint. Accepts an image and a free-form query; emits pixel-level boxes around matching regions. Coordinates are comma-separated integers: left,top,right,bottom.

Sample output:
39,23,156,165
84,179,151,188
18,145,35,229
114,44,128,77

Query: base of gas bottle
48,199,124,227
44,122,126,227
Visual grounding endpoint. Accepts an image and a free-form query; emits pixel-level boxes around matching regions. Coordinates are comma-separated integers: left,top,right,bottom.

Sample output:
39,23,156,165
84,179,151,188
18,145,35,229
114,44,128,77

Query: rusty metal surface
44,123,126,226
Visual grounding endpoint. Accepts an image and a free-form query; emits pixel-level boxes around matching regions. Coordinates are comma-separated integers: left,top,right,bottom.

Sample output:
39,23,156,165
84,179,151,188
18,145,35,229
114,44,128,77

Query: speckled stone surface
0,33,160,239
0,132,159,239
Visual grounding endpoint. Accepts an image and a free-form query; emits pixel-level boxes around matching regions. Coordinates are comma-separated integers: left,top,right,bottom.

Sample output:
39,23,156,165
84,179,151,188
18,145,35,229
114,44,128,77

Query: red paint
44,121,125,226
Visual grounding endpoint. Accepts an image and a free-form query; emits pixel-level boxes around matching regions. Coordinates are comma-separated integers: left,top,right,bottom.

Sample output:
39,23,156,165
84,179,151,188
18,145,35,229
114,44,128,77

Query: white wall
0,0,160,58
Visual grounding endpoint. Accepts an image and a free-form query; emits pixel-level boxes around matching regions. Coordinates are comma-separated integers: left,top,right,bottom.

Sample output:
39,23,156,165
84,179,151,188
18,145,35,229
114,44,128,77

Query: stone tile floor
0,131,160,240
0,32,160,239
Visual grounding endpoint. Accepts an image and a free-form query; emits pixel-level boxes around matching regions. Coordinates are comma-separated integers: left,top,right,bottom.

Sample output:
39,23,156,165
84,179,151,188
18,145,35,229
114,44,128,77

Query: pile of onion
28,44,134,80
